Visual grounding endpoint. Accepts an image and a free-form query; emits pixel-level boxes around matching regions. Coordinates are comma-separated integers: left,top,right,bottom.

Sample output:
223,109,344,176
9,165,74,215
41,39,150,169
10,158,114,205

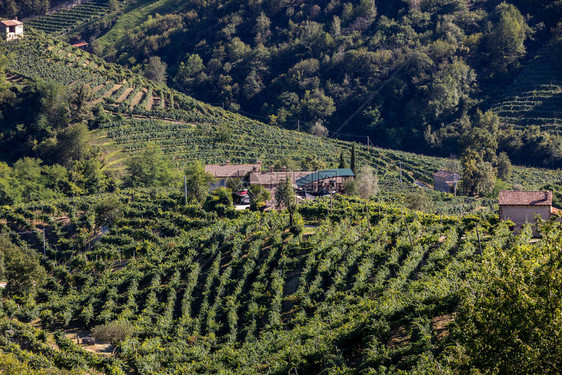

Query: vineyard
2,30,560,191
0,188,525,373
491,44,562,134
25,0,111,35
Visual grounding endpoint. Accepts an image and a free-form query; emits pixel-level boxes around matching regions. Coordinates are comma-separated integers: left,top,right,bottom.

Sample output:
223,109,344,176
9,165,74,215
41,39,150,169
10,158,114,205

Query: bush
290,212,304,234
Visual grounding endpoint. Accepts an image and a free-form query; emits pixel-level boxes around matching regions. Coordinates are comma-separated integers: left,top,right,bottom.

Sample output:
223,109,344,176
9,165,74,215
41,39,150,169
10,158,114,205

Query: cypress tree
350,143,357,174
338,151,347,169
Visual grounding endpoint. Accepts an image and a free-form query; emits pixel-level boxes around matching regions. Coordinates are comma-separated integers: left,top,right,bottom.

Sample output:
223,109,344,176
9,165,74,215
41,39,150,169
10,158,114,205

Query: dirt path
117,87,134,103
146,94,154,111
64,329,113,356
92,84,121,104
91,82,107,93
129,89,146,108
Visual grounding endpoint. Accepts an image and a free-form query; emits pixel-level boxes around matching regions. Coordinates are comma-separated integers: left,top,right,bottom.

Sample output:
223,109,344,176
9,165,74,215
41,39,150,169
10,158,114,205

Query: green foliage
184,161,215,204
0,236,46,296
143,56,167,83
124,145,176,188
275,177,297,225
483,2,532,74
91,320,134,347
94,196,124,229
453,221,562,374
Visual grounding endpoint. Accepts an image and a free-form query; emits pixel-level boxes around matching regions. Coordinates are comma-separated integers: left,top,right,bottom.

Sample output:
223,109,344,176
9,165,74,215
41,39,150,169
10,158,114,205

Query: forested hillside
68,0,562,169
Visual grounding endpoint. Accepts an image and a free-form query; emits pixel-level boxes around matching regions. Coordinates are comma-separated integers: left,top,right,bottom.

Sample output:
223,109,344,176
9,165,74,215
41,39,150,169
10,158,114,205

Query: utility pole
367,136,370,153
297,119,300,132
184,175,188,205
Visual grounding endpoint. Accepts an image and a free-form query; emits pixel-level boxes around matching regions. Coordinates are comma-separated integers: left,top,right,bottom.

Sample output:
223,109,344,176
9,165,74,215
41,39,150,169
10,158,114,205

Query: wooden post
402,212,414,250
476,225,482,255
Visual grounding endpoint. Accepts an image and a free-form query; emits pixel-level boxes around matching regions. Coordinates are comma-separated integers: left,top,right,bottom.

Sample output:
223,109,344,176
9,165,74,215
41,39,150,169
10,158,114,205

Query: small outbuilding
499,190,553,229
1,19,23,41
433,169,460,194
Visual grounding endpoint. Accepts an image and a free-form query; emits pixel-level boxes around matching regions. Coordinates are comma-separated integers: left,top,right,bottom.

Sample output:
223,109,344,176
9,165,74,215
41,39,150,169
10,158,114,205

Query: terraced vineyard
25,0,111,35
3,30,185,115
4,31,560,190
491,44,562,133
0,190,519,373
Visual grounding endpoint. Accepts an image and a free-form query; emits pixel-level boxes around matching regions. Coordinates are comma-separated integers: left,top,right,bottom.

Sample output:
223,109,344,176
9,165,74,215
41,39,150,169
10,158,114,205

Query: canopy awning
295,168,354,188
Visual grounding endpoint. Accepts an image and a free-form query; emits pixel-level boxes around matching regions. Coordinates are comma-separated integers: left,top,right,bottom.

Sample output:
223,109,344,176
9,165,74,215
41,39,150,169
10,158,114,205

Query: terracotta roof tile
433,170,460,179
1,20,23,27
204,163,261,178
249,171,311,186
498,191,552,206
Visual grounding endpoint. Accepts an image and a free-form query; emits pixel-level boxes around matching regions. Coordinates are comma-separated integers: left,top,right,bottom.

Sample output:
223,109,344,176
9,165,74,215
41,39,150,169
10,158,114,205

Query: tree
484,3,532,73
461,150,496,196
143,56,167,83
108,0,119,12
453,222,562,374
91,320,134,348
249,184,271,210
338,151,348,169
68,84,94,124
124,145,176,188
353,165,378,199
184,161,215,204
350,143,357,174
94,196,123,229
309,121,329,137
275,177,297,226
496,151,512,180
0,237,46,297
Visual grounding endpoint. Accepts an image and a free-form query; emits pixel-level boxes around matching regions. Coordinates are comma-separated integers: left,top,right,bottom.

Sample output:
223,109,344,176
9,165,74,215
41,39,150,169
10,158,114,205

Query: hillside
0,189,513,373
3,30,559,193
63,0,562,168
491,43,562,132
25,0,112,35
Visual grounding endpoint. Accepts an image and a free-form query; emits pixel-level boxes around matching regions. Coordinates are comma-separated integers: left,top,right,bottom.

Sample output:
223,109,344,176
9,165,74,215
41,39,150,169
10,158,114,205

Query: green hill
491,44,562,133
3,30,559,192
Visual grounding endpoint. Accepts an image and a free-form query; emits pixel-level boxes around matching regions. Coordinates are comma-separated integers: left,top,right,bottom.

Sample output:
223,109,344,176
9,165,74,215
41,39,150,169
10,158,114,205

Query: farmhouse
204,161,261,190
1,19,23,41
499,190,554,229
205,163,355,206
433,169,460,194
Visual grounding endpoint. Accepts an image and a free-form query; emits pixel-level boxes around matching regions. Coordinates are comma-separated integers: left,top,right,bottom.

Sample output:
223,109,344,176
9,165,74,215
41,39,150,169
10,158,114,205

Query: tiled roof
498,191,552,206
1,20,23,26
204,163,261,178
433,169,459,179
249,171,311,186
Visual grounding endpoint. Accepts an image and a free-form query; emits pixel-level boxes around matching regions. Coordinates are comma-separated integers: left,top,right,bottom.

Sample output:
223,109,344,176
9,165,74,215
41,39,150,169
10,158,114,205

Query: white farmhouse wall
499,206,551,226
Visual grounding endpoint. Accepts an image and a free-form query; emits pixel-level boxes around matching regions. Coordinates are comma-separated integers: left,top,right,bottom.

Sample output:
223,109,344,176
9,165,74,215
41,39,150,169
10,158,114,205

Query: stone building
1,20,23,41
499,190,554,229
433,169,460,194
